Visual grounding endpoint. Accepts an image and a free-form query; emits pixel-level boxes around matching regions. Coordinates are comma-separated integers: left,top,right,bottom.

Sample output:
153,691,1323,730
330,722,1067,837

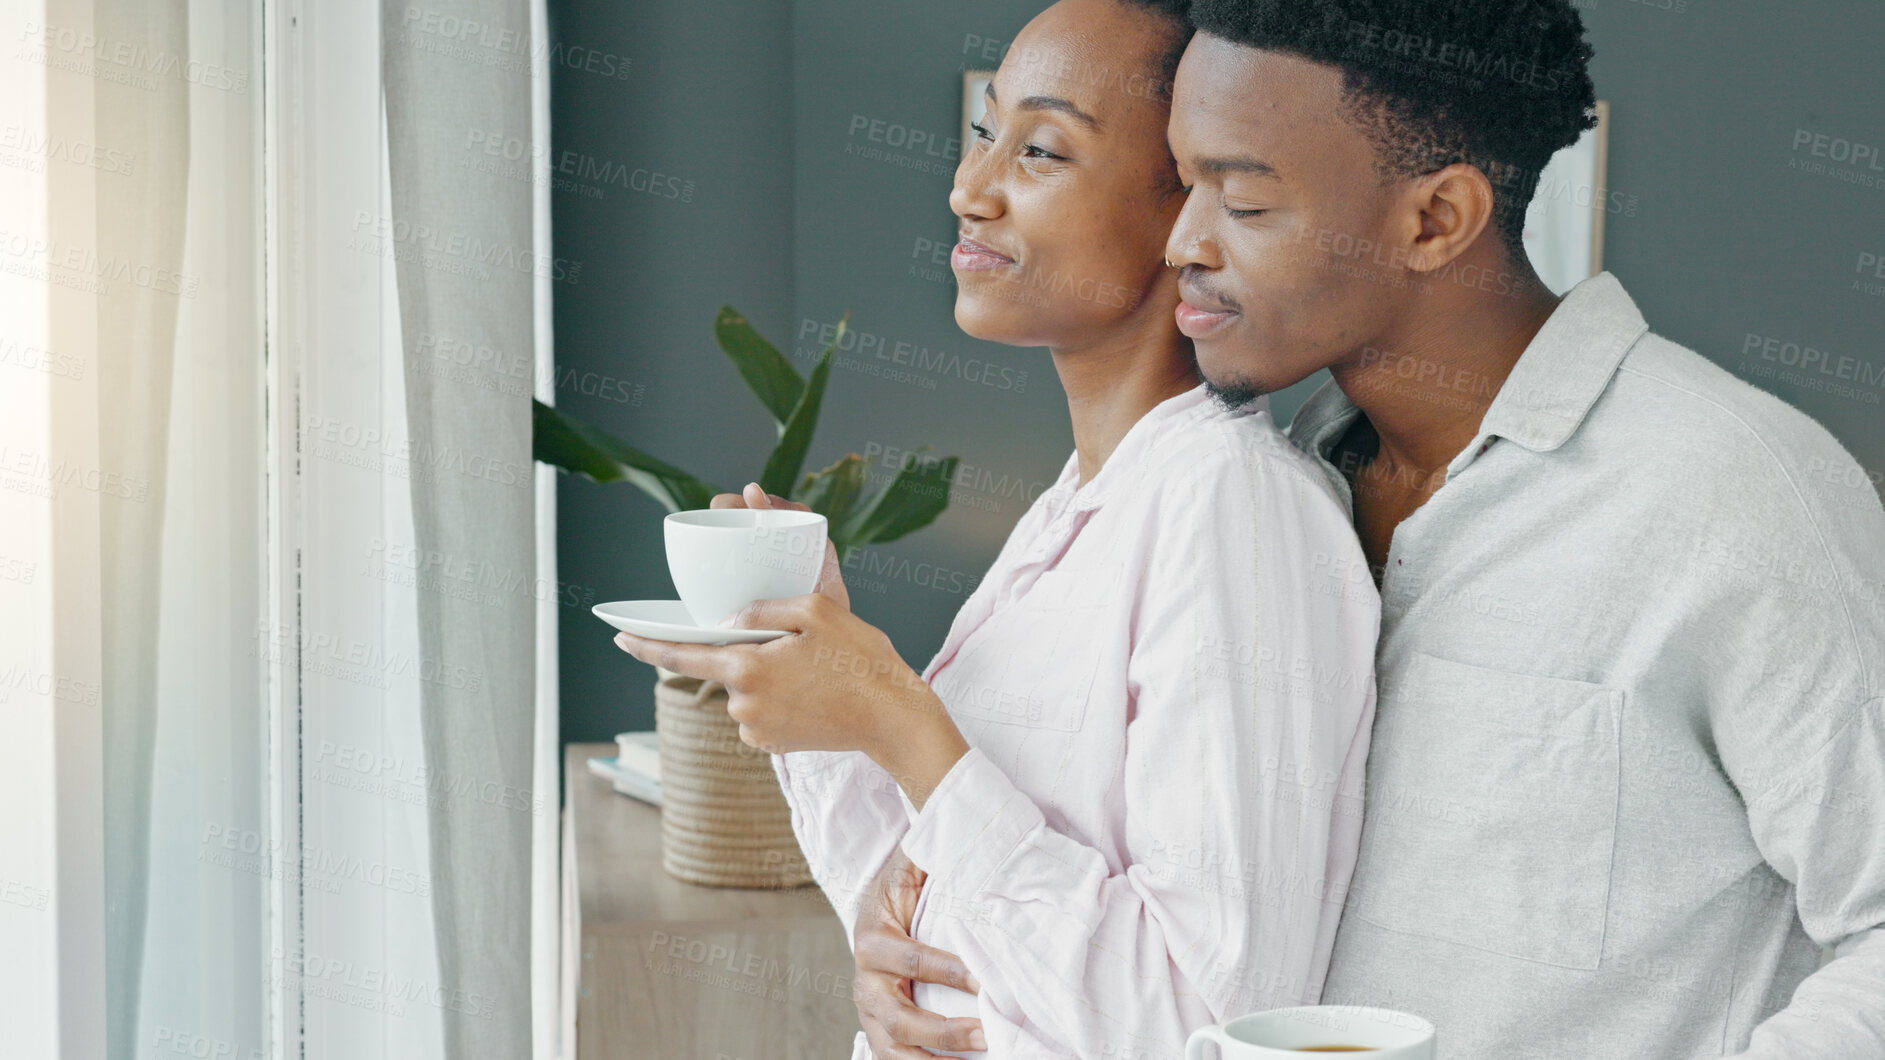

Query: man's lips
951,236,1015,271
1175,298,1238,338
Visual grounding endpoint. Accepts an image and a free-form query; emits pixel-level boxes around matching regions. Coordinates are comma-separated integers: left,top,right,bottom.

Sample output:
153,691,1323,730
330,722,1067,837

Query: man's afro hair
1190,0,1598,257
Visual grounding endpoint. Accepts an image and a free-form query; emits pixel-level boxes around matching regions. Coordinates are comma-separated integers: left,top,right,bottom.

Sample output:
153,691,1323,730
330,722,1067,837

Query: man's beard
1204,374,1272,412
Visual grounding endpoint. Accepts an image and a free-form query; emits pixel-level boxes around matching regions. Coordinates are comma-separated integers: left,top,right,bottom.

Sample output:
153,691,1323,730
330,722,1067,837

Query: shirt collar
1289,272,1649,478
1040,383,1244,516
1474,271,1649,459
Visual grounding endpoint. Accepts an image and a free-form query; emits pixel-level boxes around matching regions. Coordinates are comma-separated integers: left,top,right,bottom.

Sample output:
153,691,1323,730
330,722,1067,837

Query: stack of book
585,731,661,807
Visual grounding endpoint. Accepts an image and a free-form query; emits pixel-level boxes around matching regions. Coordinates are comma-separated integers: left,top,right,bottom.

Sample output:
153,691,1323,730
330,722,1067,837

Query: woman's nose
950,145,1002,221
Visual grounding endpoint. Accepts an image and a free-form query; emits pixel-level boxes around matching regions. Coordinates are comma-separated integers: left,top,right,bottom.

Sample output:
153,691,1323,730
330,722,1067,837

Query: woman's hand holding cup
613,588,970,804
709,482,850,612
615,482,969,803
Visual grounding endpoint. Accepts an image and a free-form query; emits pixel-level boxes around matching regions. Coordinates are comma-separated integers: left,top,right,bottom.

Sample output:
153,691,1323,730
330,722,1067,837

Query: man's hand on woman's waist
854,847,987,1057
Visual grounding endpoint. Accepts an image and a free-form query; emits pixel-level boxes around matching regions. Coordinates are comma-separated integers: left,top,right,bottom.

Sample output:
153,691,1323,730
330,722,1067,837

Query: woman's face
949,0,1186,350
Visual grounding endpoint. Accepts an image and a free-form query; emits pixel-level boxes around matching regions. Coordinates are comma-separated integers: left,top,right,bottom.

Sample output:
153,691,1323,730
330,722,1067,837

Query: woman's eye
1023,143,1066,160
970,122,994,142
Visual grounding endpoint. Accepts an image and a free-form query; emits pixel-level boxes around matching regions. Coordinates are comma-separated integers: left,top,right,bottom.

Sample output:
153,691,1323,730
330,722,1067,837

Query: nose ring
1164,257,1174,268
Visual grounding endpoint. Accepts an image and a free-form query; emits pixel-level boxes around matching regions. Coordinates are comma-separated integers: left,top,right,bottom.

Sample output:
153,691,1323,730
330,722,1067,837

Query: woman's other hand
709,482,850,611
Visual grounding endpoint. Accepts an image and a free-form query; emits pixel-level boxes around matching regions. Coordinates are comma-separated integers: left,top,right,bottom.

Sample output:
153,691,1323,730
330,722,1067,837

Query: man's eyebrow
1195,157,1280,178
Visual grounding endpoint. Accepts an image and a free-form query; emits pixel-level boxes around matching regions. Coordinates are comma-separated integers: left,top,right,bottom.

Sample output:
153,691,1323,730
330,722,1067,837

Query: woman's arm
890,443,1381,1057
770,748,911,937
689,485,912,933
610,448,1376,1055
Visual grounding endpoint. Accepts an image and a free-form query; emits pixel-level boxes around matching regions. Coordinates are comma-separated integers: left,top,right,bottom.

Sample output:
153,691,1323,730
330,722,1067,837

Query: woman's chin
952,297,1008,344
953,291,1046,349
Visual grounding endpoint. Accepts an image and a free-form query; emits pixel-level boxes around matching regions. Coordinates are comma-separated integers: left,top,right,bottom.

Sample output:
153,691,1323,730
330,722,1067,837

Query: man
855,0,1885,1056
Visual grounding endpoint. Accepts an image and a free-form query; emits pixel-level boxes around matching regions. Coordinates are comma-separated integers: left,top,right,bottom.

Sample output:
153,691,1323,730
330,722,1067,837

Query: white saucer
592,600,790,645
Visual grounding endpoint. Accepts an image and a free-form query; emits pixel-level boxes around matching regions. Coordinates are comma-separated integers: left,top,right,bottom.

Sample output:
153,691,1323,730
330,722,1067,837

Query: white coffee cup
663,508,828,628
1186,1005,1435,1058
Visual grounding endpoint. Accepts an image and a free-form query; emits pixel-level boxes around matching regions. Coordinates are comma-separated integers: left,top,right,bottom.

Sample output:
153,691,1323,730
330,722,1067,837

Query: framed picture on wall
1522,100,1612,295
963,70,994,152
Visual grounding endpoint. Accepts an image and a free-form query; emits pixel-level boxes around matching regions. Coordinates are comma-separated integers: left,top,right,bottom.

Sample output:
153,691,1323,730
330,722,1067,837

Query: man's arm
1724,696,1885,1059
1740,926,1885,1058
1715,443,1885,1058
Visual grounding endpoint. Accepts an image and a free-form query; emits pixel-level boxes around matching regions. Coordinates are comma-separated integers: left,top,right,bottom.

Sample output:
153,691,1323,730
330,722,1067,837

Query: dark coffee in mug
1187,1004,1432,1057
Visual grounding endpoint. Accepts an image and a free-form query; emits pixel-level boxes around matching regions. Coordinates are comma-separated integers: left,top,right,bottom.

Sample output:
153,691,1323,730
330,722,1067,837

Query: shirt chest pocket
937,567,1118,733
1348,650,1624,970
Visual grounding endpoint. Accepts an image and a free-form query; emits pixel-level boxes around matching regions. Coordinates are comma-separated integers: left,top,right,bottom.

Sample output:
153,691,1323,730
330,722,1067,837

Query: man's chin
1202,373,1272,412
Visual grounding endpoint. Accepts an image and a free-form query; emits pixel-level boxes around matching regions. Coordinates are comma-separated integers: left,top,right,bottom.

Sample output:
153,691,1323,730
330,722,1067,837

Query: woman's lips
951,237,1015,272
1175,299,1237,338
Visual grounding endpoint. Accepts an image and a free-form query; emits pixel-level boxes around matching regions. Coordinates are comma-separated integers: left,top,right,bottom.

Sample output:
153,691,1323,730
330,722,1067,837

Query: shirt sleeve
1714,445,1885,1059
1727,697,1885,1060
896,438,1380,1057
771,749,911,945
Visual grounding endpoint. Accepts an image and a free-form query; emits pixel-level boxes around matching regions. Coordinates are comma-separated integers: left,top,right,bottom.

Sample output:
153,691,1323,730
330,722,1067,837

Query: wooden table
562,743,860,1060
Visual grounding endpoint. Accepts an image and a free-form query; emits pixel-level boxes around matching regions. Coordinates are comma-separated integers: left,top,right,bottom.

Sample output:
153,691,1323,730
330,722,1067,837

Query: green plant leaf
714,306,804,430
532,399,720,512
796,453,867,532
839,449,957,552
758,318,844,498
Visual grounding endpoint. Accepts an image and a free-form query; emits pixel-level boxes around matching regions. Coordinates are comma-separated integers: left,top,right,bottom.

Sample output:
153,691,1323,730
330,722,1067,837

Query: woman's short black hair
1189,0,1598,258
1122,0,1191,18
1117,0,1194,90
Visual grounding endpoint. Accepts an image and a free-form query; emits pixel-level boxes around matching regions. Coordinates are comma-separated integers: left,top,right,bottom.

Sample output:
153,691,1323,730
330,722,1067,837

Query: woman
613,0,1380,1056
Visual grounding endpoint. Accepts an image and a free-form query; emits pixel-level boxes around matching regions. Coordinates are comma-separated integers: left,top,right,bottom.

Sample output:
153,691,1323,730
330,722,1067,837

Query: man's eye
1225,205,1265,219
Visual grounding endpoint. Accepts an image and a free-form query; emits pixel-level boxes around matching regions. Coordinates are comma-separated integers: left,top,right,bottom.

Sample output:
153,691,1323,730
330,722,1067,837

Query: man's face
1166,37,1412,403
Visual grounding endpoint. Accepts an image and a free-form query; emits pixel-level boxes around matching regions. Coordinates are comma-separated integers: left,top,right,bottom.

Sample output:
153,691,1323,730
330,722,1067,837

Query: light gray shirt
1289,273,1885,1059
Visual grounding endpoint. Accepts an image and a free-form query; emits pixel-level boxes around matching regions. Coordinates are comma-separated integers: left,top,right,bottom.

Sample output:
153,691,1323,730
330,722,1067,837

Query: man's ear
1401,162,1496,274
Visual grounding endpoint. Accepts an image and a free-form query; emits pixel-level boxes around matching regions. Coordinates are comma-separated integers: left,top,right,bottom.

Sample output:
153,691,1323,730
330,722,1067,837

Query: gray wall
549,0,799,744
551,0,1885,745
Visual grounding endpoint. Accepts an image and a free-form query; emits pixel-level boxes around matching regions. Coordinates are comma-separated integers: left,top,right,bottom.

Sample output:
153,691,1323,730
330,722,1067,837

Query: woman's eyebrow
1017,95,1103,131
985,83,1103,131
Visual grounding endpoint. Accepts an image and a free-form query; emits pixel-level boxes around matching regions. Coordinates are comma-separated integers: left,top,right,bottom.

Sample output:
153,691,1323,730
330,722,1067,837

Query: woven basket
652,666,813,888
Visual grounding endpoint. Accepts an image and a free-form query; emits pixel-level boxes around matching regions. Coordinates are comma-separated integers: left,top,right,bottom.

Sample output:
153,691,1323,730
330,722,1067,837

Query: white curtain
87,0,199,1056
126,2,271,1059
0,0,273,1054
380,0,541,1056
0,0,558,1056
285,0,553,1057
